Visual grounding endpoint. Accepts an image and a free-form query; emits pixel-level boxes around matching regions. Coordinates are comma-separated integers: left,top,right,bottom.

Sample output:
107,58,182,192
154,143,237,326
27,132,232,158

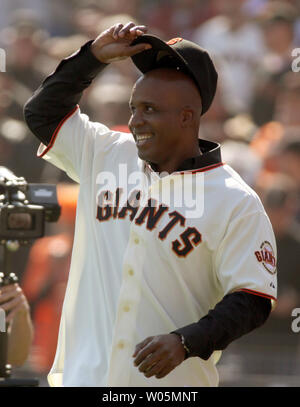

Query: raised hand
91,22,152,64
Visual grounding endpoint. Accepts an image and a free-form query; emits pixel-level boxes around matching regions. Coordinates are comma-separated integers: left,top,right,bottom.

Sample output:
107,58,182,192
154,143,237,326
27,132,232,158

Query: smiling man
24,23,277,387
129,68,203,174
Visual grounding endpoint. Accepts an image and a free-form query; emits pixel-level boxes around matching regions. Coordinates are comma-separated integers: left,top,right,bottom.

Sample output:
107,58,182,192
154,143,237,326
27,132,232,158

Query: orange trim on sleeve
181,162,225,174
37,105,79,158
191,162,224,174
238,288,277,302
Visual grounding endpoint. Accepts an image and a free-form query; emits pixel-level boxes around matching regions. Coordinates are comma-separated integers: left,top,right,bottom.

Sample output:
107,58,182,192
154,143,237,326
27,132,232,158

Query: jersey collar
148,139,222,173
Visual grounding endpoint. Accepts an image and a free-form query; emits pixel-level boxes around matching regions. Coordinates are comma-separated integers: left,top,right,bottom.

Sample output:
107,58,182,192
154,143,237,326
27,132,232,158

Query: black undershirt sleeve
23,41,106,146
172,291,272,360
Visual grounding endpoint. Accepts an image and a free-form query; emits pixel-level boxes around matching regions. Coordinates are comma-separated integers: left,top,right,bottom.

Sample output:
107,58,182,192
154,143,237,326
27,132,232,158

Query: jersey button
117,340,125,349
123,305,130,312
128,269,134,276
134,237,139,244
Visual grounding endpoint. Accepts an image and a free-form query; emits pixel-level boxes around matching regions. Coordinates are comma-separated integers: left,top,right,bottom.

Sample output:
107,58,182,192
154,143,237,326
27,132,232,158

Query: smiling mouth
135,133,154,146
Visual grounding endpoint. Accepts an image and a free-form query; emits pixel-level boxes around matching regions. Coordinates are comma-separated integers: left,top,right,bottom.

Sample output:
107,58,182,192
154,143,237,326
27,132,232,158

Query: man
24,23,277,387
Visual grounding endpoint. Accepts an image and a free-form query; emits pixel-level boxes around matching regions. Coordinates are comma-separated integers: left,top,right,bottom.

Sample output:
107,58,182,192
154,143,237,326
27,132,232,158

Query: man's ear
180,107,194,128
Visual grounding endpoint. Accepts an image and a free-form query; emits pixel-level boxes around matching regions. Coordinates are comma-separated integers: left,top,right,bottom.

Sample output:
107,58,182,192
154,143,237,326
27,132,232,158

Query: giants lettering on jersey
96,188,202,258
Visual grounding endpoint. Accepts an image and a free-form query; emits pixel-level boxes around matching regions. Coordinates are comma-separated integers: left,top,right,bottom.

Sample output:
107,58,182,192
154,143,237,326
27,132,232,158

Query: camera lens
7,213,33,230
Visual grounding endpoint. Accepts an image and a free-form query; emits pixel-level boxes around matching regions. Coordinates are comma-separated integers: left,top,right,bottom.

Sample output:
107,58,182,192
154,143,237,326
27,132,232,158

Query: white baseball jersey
37,107,277,387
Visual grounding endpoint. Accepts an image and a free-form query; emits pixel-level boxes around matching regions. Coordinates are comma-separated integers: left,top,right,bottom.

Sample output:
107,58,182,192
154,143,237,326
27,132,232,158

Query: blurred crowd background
0,0,300,387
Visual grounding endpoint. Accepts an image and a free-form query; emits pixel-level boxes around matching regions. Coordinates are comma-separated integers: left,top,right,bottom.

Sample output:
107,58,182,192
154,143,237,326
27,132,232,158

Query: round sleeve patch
254,241,277,275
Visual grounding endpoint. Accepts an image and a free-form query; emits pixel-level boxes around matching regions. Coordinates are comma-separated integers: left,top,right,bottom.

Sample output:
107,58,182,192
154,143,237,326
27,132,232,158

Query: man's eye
145,106,154,113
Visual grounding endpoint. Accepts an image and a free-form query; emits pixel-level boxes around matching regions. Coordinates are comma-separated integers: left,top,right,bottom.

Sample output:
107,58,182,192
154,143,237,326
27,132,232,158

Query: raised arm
23,23,151,146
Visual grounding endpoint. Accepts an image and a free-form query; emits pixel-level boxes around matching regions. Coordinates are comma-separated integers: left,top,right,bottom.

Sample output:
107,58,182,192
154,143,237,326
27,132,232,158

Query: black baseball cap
131,35,218,115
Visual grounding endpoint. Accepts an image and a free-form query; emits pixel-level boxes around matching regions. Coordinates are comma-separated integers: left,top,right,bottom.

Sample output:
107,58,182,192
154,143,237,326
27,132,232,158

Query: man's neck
154,145,202,175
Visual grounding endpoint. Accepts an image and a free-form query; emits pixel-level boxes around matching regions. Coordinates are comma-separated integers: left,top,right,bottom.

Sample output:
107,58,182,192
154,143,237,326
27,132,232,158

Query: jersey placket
107,166,157,386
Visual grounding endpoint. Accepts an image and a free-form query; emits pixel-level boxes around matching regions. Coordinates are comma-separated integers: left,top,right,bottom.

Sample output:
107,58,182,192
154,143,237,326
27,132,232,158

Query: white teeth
136,134,153,141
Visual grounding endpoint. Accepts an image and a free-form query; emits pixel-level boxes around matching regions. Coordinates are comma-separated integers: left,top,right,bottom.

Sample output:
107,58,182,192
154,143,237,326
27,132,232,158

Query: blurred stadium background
1,0,300,387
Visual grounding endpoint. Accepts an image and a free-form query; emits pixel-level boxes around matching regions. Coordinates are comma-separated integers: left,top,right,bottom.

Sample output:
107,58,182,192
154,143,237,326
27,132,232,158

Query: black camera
0,166,61,241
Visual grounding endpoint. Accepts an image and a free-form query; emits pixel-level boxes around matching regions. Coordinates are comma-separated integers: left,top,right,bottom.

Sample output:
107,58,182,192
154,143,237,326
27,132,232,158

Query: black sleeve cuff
171,291,272,360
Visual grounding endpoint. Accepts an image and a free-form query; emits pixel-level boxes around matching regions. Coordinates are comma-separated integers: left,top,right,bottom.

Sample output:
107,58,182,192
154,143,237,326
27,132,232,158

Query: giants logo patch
255,241,276,275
